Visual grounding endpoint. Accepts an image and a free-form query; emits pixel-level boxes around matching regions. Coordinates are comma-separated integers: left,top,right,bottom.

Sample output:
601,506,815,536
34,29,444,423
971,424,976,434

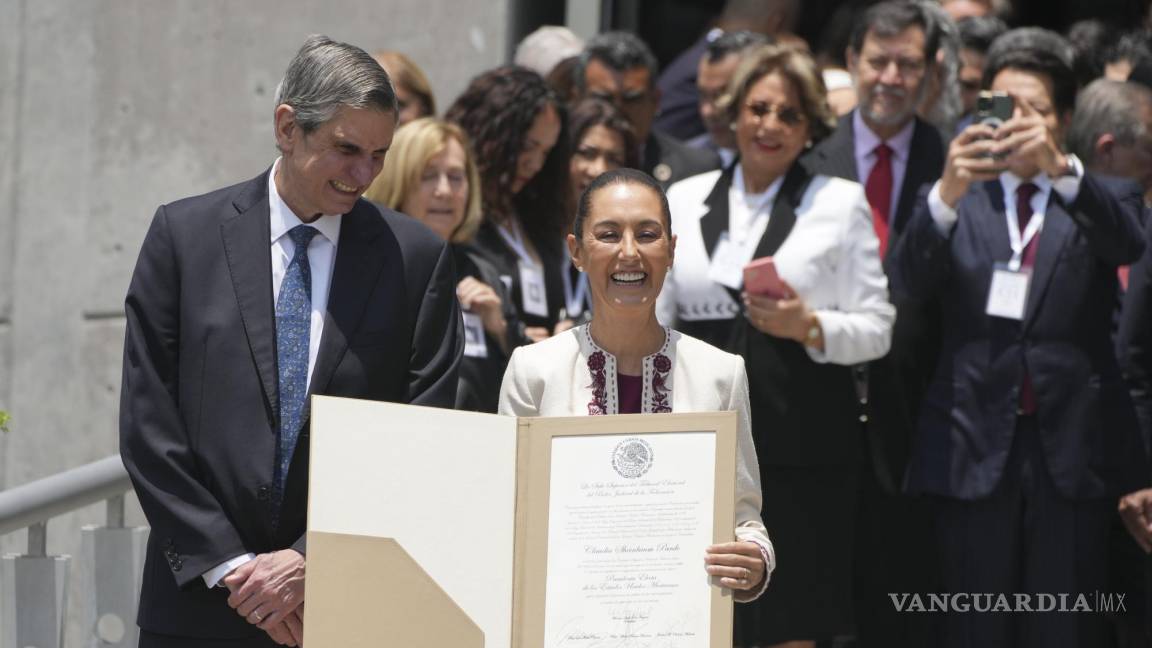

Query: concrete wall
0,0,511,643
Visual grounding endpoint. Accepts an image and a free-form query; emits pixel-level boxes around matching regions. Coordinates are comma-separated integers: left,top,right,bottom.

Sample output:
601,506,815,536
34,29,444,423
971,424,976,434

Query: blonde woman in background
365,118,527,412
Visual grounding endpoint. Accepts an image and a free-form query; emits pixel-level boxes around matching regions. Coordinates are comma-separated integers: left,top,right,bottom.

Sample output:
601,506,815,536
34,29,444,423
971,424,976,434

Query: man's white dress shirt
202,159,342,588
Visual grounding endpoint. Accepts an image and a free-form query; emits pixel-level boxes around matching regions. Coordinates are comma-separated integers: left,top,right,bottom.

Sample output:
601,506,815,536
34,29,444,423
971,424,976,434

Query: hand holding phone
743,257,789,299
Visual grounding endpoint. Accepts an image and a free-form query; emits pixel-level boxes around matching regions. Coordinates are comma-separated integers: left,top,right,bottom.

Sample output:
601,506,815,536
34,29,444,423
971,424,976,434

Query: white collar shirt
853,110,915,222
201,160,344,589
267,158,342,392
728,163,784,247
1000,170,1054,236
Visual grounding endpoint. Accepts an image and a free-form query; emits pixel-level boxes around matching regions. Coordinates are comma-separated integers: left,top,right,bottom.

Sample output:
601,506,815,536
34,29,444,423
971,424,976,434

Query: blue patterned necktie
273,224,320,510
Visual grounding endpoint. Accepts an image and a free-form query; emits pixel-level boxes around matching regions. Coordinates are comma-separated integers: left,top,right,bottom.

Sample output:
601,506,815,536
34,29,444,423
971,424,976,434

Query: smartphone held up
975,91,1014,160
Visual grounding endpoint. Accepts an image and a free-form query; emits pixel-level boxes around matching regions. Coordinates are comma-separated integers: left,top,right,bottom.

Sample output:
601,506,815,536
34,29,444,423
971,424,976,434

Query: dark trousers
139,630,279,648
853,463,941,647
1107,516,1152,647
935,416,1112,648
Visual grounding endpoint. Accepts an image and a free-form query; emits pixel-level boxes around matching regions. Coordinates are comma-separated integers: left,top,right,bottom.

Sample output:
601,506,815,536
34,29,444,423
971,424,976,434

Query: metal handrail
0,455,130,538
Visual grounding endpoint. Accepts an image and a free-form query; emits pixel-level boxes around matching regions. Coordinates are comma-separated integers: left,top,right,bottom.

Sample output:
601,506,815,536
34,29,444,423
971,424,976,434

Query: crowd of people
117,0,1152,647
366,3,1152,644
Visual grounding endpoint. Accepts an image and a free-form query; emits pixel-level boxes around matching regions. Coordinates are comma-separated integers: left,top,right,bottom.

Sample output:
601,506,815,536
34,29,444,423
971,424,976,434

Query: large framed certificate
303,397,738,648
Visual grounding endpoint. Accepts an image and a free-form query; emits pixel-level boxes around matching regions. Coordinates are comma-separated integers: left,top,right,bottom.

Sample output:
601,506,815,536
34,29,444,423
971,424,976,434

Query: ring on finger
252,611,263,623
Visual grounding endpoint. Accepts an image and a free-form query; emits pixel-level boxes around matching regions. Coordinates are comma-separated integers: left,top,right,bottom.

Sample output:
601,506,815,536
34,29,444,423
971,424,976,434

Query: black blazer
119,170,463,638
1118,205,1152,456
644,130,720,189
468,220,566,331
802,112,947,490
654,33,710,142
453,244,528,413
802,112,946,238
890,174,1146,501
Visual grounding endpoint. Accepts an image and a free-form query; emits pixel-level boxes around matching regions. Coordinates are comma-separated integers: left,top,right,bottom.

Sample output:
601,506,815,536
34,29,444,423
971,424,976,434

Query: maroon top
618,373,643,414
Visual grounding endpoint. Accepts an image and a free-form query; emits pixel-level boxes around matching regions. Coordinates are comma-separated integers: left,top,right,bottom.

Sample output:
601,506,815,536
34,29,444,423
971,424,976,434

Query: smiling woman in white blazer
655,44,894,648
499,168,775,602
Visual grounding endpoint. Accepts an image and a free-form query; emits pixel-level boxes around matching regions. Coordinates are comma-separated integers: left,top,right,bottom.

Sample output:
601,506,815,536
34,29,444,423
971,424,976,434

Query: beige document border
511,411,738,648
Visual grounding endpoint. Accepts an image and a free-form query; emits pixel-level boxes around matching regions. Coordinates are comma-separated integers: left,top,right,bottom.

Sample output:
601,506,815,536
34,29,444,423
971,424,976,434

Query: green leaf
0,410,9,434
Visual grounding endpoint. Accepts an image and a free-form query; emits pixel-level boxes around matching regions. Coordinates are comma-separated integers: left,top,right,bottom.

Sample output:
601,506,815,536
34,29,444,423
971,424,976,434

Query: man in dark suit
801,3,946,645
1080,79,1152,647
574,31,719,189
119,36,462,647
890,28,1145,648
1067,79,1152,214
687,31,769,169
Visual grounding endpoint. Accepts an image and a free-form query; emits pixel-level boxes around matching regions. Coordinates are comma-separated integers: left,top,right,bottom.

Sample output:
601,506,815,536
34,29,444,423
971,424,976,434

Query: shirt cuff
733,531,776,603
203,553,256,589
927,181,959,235
1051,154,1084,203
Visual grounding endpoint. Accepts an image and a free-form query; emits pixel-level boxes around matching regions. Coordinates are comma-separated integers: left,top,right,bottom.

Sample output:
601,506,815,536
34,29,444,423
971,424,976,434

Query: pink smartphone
743,257,789,298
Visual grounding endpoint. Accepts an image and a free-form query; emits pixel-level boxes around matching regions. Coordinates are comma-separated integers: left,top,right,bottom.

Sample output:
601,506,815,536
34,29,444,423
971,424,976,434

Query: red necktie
1016,182,1039,415
865,143,894,257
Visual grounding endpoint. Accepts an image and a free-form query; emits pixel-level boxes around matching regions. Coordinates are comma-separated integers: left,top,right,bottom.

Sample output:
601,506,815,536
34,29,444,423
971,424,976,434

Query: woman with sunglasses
657,44,895,648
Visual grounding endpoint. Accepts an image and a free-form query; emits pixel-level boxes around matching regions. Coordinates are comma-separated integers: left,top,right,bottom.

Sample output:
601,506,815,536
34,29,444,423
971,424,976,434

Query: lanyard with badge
497,220,549,318
461,312,488,358
707,181,775,290
986,202,1044,321
561,262,589,318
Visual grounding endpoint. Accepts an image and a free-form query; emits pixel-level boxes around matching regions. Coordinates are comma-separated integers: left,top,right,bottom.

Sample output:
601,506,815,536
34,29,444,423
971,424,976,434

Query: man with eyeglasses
802,3,947,646
574,32,719,189
689,31,769,169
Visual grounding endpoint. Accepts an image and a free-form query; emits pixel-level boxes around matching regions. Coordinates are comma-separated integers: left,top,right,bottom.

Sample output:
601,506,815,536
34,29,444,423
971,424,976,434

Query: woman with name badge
447,66,570,342
560,98,641,328
656,44,894,648
365,118,526,413
499,167,775,601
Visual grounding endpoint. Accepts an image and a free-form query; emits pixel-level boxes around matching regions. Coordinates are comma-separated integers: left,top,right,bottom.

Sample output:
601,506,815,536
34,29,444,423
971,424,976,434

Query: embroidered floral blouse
584,325,673,416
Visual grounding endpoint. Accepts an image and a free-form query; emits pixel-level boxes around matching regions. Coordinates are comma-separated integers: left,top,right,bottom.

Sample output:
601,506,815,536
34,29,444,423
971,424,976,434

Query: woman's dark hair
546,55,581,104
573,168,671,240
445,66,570,245
568,98,641,169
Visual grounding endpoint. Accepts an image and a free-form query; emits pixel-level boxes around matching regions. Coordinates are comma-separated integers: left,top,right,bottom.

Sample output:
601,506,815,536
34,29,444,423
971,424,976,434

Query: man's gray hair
274,34,397,134
1067,79,1152,166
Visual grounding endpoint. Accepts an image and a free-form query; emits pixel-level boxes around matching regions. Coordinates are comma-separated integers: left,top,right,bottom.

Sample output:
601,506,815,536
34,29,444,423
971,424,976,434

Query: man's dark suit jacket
890,174,1146,501
119,169,463,639
802,112,946,490
654,33,709,142
1118,205,1152,453
644,130,720,190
